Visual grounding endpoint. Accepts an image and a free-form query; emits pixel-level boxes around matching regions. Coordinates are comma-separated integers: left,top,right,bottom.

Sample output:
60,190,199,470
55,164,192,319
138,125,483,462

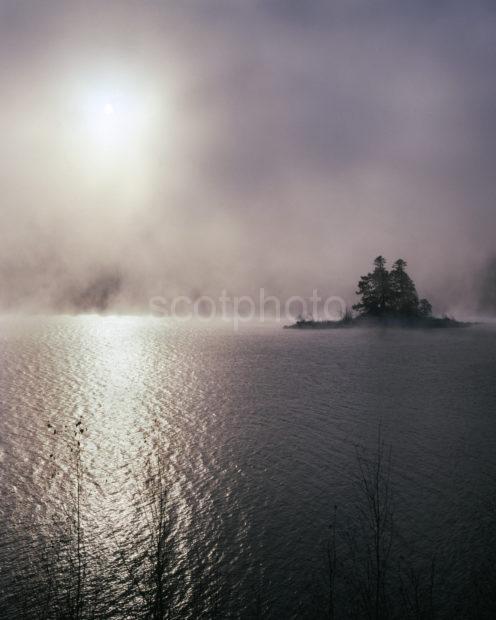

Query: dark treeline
353,256,432,319
289,257,469,329
1,426,496,619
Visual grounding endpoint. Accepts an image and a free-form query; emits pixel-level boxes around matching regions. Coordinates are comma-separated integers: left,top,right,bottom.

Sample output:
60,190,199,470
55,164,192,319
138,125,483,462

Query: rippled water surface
1,316,496,618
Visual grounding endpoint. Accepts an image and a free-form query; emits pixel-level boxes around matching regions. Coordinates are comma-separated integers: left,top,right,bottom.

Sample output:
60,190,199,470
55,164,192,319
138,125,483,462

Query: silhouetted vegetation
287,256,469,329
3,426,496,618
353,256,430,319
320,430,441,620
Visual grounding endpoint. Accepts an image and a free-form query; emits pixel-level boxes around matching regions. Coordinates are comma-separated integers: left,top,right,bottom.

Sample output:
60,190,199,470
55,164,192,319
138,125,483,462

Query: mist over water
1,316,496,617
1,0,496,616
1,0,496,315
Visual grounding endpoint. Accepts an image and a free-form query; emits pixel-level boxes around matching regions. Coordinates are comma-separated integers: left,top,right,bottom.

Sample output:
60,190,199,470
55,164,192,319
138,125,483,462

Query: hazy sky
1,0,495,314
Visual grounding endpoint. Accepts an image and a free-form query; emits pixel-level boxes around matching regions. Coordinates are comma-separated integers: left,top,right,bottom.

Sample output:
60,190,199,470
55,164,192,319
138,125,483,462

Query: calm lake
1,316,496,618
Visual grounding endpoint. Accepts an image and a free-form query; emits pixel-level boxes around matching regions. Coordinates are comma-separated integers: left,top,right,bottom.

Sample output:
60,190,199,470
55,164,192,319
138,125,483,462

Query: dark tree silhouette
353,257,432,319
418,298,433,318
389,259,419,316
353,256,392,316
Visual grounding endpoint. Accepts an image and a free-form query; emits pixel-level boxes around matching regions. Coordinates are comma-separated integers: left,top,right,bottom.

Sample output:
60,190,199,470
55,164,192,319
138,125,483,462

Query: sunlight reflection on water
1,316,496,618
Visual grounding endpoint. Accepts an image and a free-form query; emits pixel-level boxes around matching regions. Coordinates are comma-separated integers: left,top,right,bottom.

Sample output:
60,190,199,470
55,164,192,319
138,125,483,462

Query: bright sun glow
68,71,169,179
78,81,159,157
103,102,115,116
85,93,138,149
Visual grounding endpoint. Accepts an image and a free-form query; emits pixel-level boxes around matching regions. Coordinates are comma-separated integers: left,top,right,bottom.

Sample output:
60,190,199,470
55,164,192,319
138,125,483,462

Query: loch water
1,316,495,618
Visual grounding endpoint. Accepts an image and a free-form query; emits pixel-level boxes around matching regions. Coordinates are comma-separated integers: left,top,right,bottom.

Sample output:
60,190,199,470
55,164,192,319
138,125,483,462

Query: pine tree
389,259,419,316
352,256,391,316
353,257,432,319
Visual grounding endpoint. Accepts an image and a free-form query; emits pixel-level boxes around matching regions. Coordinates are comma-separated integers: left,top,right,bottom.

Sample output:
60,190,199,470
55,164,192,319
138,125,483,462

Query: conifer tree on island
287,255,468,328
352,256,432,319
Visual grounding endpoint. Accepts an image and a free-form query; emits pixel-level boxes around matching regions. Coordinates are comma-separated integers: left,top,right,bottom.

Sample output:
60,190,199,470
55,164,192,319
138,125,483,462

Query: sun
103,102,115,116
80,87,151,153
72,74,164,165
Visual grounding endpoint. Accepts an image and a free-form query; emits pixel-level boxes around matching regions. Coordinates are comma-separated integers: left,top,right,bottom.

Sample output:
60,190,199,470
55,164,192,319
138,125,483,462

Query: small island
286,256,470,329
